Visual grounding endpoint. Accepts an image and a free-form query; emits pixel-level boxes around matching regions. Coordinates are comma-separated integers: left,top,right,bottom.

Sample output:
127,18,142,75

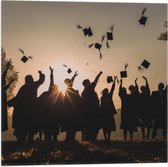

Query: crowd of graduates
2,61,167,142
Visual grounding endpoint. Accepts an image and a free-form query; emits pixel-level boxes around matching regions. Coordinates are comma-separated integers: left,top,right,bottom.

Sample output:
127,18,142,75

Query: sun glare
58,82,66,95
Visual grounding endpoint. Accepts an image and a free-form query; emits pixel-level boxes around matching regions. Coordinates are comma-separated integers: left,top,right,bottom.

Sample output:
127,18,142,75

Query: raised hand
74,71,78,77
135,77,138,83
142,76,147,80
114,75,117,80
38,71,42,74
49,66,54,73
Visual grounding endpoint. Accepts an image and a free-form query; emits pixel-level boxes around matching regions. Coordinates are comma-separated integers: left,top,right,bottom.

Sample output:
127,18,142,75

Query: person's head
121,87,127,95
129,85,136,93
64,78,72,88
25,75,34,84
82,79,91,87
158,82,164,91
101,88,109,96
140,85,146,94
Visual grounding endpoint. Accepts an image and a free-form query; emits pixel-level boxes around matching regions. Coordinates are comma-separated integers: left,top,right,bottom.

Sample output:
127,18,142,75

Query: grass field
1,140,167,165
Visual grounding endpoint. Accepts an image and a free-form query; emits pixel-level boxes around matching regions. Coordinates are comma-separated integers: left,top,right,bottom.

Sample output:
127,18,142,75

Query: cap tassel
111,25,114,32
100,52,103,59
77,24,82,29
124,63,129,70
138,66,144,72
101,35,105,43
28,56,33,59
142,8,147,16
89,44,94,48
106,40,110,48
18,48,25,55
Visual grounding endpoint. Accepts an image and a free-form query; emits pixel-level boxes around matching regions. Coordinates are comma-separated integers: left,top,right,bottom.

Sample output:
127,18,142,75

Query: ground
1,140,167,165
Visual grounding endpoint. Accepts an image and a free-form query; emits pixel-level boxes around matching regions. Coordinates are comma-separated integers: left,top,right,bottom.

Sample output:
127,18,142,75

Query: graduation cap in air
18,48,33,63
139,8,147,26
88,35,105,59
120,63,129,78
107,76,113,83
138,59,150,72
63,64,72,74
77,24,93,37
106,25,114,48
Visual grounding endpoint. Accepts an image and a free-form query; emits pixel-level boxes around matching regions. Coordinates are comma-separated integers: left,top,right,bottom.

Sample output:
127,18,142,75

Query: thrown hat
120,71,127,78
141,59,150,69
139,8,147,26
88,35,105,59
106,25,114,48
77,24,93,37
107,76,113,83
18,48,33,63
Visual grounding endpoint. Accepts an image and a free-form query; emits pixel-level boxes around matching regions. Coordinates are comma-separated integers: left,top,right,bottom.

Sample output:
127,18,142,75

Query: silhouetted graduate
18,48,33,63
8,71,45,141
37,67,62,141
119,78,138,141
137,76,152,139
151,83,166,139
62,71,80,141
81,71,103,140
2,60,14,132
89,35,105,59
100,76,117,141
139,8,148,26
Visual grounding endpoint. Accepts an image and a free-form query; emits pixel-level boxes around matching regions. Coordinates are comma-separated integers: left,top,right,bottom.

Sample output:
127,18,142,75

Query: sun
58,82,66,95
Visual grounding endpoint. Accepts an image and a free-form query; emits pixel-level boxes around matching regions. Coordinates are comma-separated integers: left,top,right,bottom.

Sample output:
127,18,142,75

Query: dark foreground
1,140,167,165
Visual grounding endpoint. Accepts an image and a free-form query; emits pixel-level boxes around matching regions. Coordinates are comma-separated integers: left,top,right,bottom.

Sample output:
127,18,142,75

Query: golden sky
1,0,167,140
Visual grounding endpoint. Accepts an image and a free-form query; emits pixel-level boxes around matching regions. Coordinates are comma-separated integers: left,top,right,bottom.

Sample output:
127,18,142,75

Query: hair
25,75,34,84
82,79,90,87
158,82,164,91
129,85,135,92
140,85,146,93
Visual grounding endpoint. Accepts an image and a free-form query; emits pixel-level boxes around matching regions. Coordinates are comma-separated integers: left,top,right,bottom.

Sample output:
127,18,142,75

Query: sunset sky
1,0,167,140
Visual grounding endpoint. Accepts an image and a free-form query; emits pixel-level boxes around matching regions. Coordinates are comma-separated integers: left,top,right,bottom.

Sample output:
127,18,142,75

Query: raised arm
71,71,78,84
142,76,150,94
93,71,103,86
119,79,123,97
49,66,54,87
135,77,139,93
35,71,45,86
110,76,117,96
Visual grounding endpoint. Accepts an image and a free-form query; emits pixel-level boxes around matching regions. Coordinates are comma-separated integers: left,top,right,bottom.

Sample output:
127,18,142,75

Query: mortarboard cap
83,27,93,37
106,25,114,48
139,8,147,26
107,76,113,83
139,16,147,26
107,32,113,40
88,35,105,59
21,56,28,63
141,59,150,69
77,25,93,37
120,71,127,78
67,68,72,74
95,43,102,50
